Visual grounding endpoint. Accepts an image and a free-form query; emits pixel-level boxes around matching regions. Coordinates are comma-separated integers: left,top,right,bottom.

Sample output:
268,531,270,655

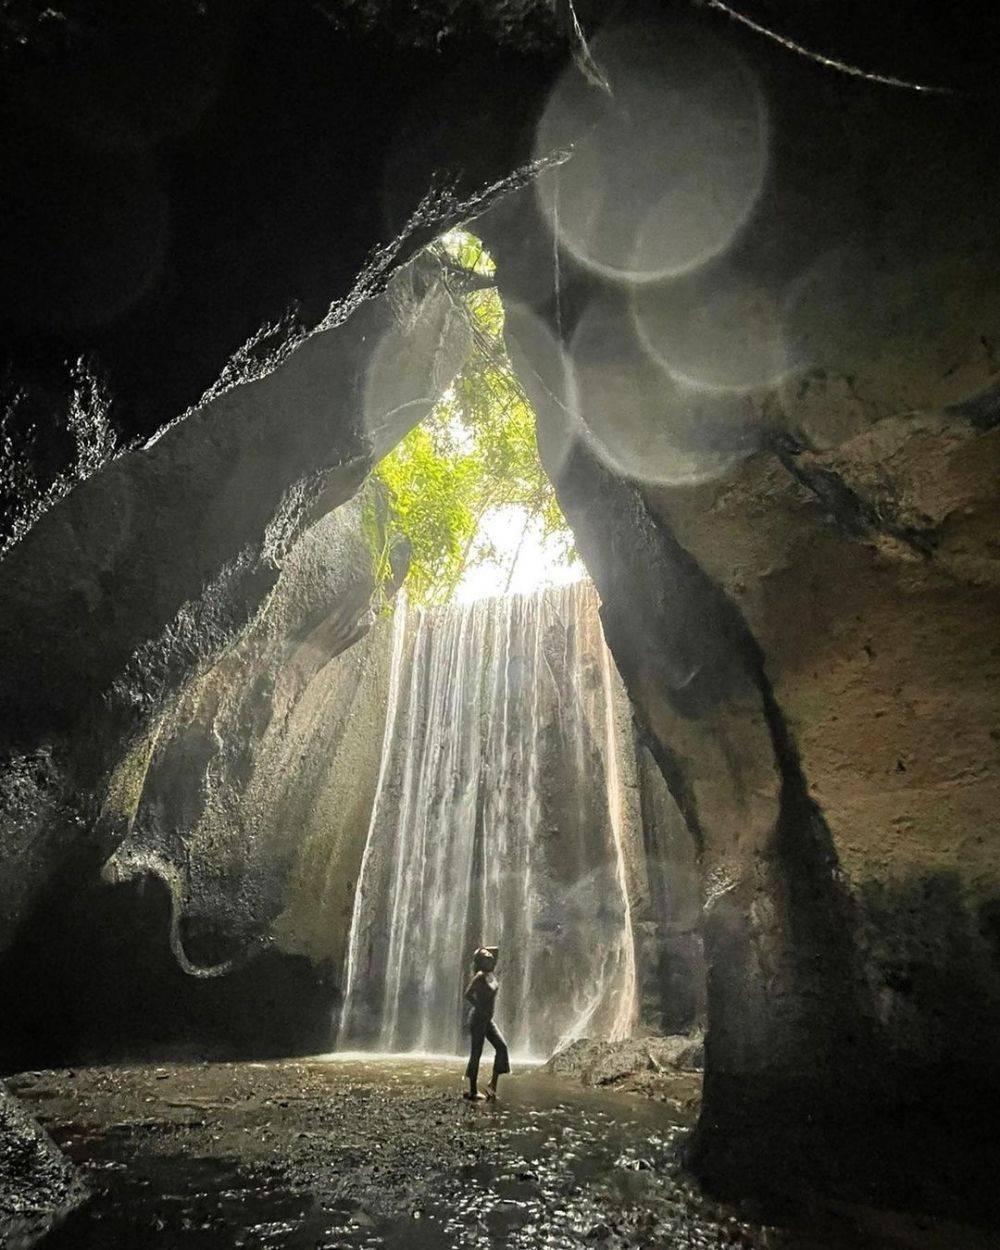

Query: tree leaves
367,233,573,607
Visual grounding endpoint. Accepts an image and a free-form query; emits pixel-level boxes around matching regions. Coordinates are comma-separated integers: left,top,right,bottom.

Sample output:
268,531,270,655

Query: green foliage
367,232,574,607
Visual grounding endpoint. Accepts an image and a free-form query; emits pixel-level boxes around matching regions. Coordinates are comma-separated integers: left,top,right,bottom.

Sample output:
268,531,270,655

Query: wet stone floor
6,1057,989,1249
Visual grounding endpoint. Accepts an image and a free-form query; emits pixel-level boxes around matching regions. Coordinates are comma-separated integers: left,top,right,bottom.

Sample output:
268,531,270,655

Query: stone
546,1034,705,1088
0,1082,84,1249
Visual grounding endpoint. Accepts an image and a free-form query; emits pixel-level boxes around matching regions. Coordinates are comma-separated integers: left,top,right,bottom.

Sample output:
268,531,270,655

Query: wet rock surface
7,1058,992,1250
546,1034,703,1107
480,26,1000,1198
0,1082,84,1249
340,582,646,1058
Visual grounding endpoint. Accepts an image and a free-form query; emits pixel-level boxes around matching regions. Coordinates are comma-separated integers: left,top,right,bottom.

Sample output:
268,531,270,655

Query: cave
2,2,1000,1247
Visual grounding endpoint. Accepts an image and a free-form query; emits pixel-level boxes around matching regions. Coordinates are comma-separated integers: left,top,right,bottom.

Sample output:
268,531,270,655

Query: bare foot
485,1086,497,1101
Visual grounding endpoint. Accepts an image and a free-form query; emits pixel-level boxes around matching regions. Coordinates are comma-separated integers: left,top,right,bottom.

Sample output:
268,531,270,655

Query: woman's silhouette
463,945,510,1101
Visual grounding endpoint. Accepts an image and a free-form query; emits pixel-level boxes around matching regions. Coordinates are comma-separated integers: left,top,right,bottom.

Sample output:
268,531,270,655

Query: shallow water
14,1057,990,1250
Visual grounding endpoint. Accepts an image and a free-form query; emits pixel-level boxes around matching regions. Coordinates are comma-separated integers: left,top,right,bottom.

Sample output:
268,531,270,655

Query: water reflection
24,1056,975,1250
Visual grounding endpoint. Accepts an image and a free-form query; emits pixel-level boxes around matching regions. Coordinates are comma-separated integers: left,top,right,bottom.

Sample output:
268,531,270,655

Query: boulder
0,1082,84,1250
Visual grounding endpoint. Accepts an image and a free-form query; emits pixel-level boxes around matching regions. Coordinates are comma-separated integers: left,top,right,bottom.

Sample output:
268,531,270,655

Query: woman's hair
473,945,498,972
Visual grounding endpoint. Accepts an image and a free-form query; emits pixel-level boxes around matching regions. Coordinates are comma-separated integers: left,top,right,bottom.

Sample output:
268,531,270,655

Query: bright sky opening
455,504,584,604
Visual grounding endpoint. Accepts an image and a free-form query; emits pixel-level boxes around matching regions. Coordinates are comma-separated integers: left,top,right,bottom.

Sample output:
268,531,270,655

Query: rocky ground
0,1084,85,1249
3,1057,994,1249
545,1034,704,1110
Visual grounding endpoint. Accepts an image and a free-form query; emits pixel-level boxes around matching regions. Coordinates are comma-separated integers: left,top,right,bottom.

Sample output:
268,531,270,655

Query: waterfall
339,580,638,1059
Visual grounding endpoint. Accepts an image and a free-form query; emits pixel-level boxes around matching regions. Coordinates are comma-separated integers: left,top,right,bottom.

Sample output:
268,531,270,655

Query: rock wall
0,491,396,1068
0,0,569,1063
0,0,567,534
0,257,461,950
479,7,1000,1217
0,246,471,1067
0,1082,84,1248
104,496,396,977
505,304,1000,1221
645,412,1000,1081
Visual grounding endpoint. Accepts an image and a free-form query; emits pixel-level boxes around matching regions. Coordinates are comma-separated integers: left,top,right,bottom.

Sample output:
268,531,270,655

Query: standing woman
463,946,510,1101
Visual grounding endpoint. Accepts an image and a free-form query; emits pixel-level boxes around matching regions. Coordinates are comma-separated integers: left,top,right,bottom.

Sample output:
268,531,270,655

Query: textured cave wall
0,249,467,953
268,621,397,979
0,0,567,532
477,6,1000,1215
0,241,477,1069
0,490,400,1068
643,413,1000,1082
0,0,573,1070
103,495,395,976
508,294,1000,1220
632,740,707,1036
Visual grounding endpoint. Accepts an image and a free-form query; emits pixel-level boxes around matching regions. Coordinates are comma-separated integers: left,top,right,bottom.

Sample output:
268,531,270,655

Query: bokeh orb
534,20,769,285
632,265,789,395
501,301,578,485
566,298,745,487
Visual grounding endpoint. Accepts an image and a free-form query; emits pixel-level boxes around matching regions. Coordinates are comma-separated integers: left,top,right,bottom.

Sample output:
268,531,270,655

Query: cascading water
339,580,638,1059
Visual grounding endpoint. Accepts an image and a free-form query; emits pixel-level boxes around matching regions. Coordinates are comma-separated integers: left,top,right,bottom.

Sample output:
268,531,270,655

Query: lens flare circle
631,268,791,396
566,299,742,487
534,21,769,285
501,300,581,487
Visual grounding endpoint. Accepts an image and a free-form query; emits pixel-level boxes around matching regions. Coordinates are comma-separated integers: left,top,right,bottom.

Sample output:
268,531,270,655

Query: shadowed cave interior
2,2,1000,1247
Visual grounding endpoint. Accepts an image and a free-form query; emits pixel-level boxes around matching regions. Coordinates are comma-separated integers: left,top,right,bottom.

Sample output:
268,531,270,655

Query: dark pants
466,1018,510,1085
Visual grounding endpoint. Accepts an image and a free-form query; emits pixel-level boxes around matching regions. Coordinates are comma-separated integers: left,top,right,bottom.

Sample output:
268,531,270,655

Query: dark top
465,971,499,1023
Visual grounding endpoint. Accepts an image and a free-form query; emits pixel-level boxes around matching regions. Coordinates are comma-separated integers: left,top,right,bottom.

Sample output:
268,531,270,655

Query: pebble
6,1056,886,1250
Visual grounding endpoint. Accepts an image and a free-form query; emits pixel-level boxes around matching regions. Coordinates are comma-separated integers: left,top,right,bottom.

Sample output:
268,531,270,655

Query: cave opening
310,228,704,1066
2,1,1000,1246
361,229,584,609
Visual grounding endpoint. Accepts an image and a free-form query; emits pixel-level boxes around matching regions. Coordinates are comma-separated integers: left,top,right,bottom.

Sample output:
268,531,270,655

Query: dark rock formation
547,1033,704,1081
0,1082,84,1248
0,492,399,1069
544,1033,704,1112
103,495,396,976
476,5,1000,1218
0,0,570,1047
0,0,566,524
632,742,707,1035
0,239,475,1067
